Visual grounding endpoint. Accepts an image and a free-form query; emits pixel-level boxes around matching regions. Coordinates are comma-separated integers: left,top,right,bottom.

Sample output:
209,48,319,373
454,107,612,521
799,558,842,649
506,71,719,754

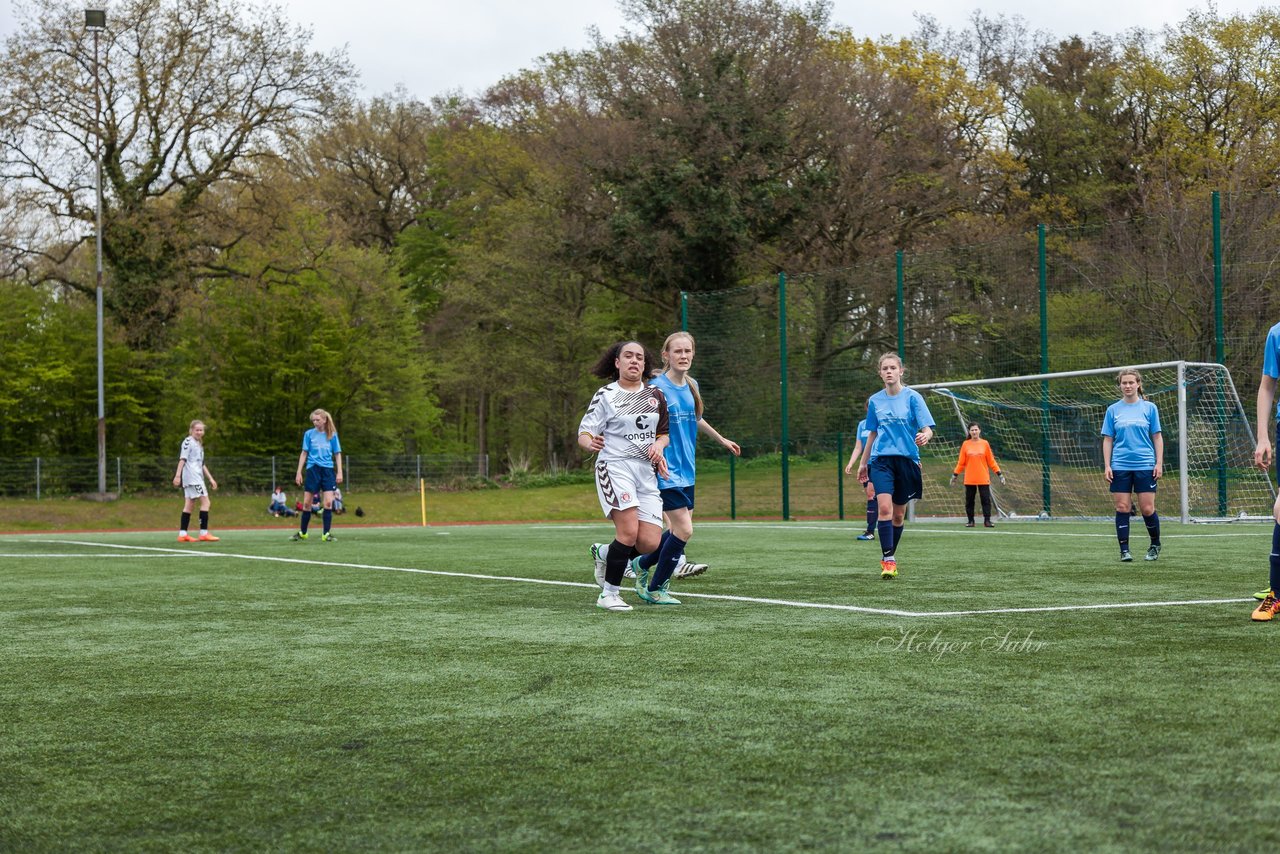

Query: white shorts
183,481,207,500
594,458,662,526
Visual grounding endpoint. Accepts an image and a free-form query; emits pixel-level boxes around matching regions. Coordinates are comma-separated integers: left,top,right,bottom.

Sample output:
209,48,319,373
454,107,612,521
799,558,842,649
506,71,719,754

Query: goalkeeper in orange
949,422,1005,528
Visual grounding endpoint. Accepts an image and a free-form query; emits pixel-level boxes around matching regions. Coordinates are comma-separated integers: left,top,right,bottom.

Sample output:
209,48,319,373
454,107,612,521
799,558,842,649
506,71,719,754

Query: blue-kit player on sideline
291,408,343,543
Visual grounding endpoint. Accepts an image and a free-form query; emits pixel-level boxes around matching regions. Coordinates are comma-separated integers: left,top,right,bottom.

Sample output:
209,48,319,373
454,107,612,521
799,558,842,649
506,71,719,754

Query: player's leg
179,495,196,542
979,484,994,527
964,485,976,526
868,458,897,576
320,485,336,541
859,479,877,538
197,493,218,541
1111,473,1134,561
1252,490,1280,620
1137,484,1159,559
647,505,691,596
594,461,643,611
294,469,319,540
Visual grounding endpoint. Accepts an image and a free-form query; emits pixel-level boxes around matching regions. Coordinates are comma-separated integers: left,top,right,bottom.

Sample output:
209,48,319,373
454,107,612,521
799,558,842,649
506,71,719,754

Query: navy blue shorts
868,456,923,506
1110,469,1157,494
305,466,338,494
660,485,695,512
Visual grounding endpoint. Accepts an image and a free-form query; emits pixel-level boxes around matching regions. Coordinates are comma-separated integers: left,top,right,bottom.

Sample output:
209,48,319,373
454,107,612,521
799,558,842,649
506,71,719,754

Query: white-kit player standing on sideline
173,419,219,542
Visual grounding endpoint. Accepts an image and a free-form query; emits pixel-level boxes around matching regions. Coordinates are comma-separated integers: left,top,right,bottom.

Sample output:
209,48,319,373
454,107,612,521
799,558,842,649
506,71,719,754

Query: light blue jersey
301,428,342,469
865,388,935,462
856,419,871,445
650,373,698,489
1265,321,1280,419
1101,400,1161,469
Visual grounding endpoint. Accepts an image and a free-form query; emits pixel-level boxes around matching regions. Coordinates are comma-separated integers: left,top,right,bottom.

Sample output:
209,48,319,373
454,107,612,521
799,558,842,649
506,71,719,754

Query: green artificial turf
4,521,1277,851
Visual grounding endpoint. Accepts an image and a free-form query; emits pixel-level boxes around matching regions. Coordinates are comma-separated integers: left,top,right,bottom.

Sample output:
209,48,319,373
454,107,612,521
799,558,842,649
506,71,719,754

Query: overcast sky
1,0,1275,98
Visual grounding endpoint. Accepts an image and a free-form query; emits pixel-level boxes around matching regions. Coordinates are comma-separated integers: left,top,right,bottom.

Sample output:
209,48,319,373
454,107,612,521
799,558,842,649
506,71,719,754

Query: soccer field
5,521,1277,851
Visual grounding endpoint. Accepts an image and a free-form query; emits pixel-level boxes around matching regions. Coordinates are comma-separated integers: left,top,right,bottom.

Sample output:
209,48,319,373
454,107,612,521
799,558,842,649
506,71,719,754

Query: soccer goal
911,361,1276,523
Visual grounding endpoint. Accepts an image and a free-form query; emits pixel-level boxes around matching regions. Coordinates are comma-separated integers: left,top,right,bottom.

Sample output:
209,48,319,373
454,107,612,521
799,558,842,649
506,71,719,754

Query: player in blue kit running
1252,322,1280,619
844,418,877,540
854,352,935,579
621,332,740,604
291,408,343,543
1101,368,1163,562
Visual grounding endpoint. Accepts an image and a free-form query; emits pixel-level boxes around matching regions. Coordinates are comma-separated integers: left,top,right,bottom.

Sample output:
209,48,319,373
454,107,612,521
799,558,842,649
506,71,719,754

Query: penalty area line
39,539,1252,618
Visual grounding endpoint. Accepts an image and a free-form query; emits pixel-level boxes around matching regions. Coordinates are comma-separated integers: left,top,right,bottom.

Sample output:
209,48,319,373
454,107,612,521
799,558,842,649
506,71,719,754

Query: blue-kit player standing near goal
1252,322,1280,619
1100,368,1164,563
854,352,935,579
291,408,343,543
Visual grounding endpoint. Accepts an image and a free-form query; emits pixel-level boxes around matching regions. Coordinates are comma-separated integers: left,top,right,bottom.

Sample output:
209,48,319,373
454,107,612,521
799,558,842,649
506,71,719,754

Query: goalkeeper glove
998,473,1006,484
949,474,957,486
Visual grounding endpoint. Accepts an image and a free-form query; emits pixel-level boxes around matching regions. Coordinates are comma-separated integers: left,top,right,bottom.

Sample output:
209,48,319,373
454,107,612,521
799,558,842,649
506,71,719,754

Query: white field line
37,538,1252,618
0,553,199,558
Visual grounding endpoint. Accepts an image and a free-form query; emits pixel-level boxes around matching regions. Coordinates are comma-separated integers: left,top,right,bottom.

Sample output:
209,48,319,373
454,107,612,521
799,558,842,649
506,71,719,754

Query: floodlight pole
86,6,106,495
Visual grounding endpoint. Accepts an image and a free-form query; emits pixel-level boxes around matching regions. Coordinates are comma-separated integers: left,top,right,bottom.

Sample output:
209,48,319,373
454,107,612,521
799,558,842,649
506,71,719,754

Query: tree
1010,36,1139,223
298,89,456,252
167,201,443,456
0,0,355,347
485,0,838,313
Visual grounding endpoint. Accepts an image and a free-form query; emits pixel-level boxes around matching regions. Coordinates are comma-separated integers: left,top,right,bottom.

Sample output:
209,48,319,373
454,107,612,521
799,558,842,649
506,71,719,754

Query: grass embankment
0,455,850,531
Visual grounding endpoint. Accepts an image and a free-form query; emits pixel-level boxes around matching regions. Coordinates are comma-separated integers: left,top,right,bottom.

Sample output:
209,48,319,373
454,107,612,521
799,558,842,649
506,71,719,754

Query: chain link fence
0,455,489,498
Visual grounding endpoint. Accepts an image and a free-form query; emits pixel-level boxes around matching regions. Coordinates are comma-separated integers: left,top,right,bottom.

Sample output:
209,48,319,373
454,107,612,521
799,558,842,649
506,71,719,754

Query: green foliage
500,469,595,489
169,234,443,455
0,282,163,455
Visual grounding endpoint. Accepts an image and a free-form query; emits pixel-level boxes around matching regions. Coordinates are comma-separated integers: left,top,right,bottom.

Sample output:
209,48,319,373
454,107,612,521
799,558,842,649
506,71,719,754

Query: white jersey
579,382,669,465
179,436,205,486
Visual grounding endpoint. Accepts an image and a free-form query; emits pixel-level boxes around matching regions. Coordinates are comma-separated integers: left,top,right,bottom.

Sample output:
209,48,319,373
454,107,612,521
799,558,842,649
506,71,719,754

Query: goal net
911,362,1275,522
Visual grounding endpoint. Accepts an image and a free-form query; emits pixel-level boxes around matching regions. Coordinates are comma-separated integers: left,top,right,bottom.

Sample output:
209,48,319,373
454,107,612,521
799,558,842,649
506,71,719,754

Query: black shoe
984,520,995,528
964,521,975,527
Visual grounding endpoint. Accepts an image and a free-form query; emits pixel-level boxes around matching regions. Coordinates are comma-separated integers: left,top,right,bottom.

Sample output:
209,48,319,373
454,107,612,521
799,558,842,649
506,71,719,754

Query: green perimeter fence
0,455,489,498
685,189,1280,520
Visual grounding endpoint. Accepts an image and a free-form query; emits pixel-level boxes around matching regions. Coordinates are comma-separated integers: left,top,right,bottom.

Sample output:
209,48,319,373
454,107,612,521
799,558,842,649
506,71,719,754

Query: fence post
778,271,789,521
1213,190,1228,515
36,457,41,500
271,455,277,491
730,454,736,521
836,433,844,520
116,457,121,496
1038,224,1051,517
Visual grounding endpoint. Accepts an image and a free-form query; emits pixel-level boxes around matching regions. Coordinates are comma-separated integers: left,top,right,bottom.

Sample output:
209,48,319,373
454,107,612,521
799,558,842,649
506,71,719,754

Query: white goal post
910,361,1276,523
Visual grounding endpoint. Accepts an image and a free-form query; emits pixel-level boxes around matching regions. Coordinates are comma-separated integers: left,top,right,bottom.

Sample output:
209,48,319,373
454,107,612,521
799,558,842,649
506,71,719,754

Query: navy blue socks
1115,511,1129,553
1142,512,1160,545
877,519,894,557
650,533,688,589
1270,525,1280,594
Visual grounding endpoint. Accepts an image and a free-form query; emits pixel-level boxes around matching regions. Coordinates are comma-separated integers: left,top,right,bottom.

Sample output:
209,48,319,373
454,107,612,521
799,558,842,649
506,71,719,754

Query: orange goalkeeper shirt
953,438,1001,486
